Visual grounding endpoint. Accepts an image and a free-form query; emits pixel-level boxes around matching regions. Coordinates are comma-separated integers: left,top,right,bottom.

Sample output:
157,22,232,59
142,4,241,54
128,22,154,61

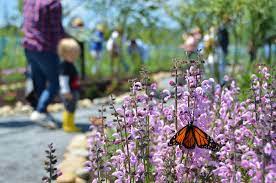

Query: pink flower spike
264,143,272,155
169,80,176,86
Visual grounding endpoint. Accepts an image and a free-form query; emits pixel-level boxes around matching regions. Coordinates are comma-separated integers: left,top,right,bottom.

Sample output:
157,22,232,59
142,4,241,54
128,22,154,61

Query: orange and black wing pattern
193,125,221,151
168,125,221,151
182,126,196,149
168,125,188,146
168,125,196,149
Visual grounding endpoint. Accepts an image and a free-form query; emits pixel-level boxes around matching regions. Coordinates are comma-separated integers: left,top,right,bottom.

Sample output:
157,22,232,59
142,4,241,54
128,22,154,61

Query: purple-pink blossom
85,64,274,182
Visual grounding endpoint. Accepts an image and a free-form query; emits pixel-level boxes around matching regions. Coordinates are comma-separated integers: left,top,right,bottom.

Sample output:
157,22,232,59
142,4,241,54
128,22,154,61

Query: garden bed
0,71,171,107
57,60,274,183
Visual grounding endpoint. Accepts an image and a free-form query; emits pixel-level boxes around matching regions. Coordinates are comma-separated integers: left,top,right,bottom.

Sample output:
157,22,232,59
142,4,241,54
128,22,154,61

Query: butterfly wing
168,125,220,151
193,126,221,151
182,126,196,149
168,125,188,146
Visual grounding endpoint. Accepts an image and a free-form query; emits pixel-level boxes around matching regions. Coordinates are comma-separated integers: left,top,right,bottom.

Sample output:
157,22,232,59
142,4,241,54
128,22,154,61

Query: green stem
49,151,52,183
123,107,131,179
96,146,101,183
145,77,151,182
145,115,150,183
175,67,178,130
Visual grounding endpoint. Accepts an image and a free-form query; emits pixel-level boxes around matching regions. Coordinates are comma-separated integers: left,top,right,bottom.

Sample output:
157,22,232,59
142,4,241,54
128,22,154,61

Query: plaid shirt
23,0,66,52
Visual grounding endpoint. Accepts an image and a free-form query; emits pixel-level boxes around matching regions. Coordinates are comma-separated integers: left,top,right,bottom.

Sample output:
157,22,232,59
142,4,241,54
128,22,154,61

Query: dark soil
0,76,131,107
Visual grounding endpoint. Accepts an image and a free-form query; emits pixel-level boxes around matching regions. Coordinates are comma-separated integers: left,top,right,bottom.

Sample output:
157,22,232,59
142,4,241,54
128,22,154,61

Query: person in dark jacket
218,26,229,56
23,0,66,128
217,25,229,83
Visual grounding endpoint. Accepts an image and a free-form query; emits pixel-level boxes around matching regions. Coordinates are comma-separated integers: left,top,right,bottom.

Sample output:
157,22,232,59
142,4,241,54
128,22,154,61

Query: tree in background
162,0,275,63
242,0,275,62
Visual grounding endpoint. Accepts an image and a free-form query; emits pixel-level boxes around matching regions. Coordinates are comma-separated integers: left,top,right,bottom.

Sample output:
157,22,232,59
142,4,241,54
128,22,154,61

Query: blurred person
248,40,257,62
72,17,84,28
0,37,7,60
180,27,202,57
127,38,148,74
58,38,81,132
107,27,129,77
203,27,216,75
106,31,121,77
90,24,105,74
217,25,229,81
192,27,202,43
180,32,196,53
116,26,129,73
70,17,86,79
23,0,66,128
25,65,37,109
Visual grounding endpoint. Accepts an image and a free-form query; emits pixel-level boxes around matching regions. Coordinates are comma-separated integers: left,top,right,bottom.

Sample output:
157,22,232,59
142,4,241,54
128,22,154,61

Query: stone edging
57,134,89,183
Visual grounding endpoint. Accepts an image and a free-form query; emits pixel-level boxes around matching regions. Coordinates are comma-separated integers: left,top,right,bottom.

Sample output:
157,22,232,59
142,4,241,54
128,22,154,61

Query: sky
0,0,86,28
0,0,21,27
0,0,112,28
0,0,179,29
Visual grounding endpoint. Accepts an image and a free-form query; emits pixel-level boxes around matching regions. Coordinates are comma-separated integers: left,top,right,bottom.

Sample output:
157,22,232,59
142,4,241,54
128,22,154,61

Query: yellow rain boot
62,111,81,132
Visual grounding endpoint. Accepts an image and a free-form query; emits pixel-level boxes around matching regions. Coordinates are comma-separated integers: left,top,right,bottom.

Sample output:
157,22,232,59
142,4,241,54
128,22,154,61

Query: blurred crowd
180,26,229,83
69,18,149,78
22,0,149,131
21,0,272,131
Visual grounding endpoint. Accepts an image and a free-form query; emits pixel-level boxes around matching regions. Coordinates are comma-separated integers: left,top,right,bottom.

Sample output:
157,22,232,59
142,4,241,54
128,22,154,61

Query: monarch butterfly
168,124,220,151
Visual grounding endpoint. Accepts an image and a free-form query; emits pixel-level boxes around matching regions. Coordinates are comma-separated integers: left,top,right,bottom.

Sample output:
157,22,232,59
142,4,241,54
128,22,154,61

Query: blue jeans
61,91,79,113
24,49,60,113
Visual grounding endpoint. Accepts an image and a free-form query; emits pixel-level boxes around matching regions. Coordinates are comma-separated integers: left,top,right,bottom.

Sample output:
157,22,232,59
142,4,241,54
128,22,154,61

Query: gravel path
0,107,99,183
0,72,171,183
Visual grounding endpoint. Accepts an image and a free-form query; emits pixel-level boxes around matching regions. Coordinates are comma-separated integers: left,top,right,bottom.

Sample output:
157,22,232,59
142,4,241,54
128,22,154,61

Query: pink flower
264,143,272,155
162,89,171,102
224,75,230,81
151,83,157,90
112,171,124,179
241,160,250,169
195,87,203,96
236,171,241,183
85,64,275,182
169,80,176,86
130,152,138,165
92,179,98,183
133,82,142,91
123,97,132,107
265,171,276,183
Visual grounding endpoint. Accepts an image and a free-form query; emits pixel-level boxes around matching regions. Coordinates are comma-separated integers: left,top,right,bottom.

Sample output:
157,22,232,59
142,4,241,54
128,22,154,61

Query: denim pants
24,49,60,113
61,91,79,113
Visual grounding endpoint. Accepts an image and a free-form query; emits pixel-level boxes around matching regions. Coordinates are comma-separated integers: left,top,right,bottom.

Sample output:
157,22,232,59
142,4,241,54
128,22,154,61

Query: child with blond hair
58,38,81,132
